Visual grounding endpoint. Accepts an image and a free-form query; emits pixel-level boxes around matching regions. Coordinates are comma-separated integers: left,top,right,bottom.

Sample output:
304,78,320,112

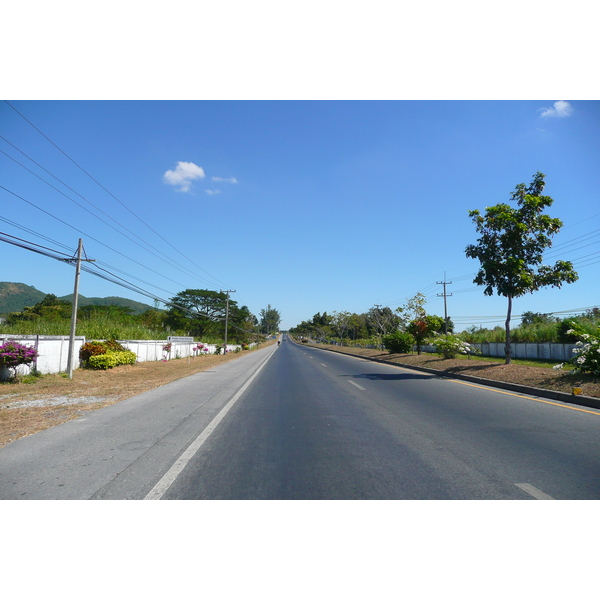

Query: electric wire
0,184,193,291
3,100,232,290
0,144,221,288
0,231,261,334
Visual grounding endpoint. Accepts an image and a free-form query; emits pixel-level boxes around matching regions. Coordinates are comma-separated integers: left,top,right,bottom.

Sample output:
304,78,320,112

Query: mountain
59,294,155,315
0,282,46,313
0,282,155,315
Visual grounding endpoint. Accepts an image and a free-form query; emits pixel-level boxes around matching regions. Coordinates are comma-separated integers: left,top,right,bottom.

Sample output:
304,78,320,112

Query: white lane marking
349,380,366,391
321,363,328,367
144,347,277,500
515,483,555,500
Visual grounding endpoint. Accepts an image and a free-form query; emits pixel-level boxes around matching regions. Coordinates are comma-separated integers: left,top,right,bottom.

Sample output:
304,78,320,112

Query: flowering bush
433,335,479,359
193,343,210,356
0,340,39,380
562,322,600,375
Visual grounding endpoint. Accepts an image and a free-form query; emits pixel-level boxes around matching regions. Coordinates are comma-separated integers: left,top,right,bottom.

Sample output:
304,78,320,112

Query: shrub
0,340,39,380
563,322,600,375
382,332,414,354
87,350,136,369
79,342,107,363
433,335,479,359
103,339,127,352
88,354,119,369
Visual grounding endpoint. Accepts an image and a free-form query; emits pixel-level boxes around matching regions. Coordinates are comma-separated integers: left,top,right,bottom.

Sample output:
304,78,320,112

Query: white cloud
163,161,205,192
539,100,573,118
212,176,238,183
205,189,221,195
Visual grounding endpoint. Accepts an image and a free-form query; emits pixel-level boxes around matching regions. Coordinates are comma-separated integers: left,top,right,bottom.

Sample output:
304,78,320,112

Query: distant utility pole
436,272,453,335
63,239,95,379
221,289,236,354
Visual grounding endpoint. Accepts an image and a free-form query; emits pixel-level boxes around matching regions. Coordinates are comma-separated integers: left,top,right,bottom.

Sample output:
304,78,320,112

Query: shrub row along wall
0,335,255,378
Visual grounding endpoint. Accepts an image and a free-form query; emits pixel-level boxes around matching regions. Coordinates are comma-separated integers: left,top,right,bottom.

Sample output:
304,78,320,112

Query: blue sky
1,100,598,331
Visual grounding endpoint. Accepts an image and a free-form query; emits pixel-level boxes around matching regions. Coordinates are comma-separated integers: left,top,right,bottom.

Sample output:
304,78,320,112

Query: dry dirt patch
0,342,275,448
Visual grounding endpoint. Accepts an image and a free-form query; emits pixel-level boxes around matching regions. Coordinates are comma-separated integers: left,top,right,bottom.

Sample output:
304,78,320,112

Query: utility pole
64,239,95,379
221,289,236,354
436,272,452,335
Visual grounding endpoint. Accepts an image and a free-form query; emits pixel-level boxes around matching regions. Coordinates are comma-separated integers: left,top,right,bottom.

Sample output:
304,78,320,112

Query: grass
435,351,575,370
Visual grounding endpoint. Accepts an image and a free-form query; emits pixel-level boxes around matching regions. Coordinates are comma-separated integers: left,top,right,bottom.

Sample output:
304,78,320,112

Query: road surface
1,336,599,499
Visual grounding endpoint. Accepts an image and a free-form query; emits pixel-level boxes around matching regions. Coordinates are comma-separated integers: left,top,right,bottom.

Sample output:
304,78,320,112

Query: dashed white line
321,363,328,367
515,483,555,500
349,380,366,391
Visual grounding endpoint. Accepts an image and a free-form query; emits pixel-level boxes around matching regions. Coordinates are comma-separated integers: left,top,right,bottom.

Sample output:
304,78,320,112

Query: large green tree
166,289,231,338
465,172,578,364
259,304,281,334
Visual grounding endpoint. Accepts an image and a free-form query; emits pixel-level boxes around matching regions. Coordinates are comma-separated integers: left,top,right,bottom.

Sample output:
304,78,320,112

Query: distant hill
59,294,155,315
0,282,155,315
0,282,46,313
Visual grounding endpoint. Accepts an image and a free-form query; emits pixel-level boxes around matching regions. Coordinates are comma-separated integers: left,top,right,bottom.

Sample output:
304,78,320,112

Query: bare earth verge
0,341,276,448
306,343,600,398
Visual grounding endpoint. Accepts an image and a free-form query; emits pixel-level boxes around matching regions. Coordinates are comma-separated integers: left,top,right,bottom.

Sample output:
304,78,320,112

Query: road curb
306,343,600,411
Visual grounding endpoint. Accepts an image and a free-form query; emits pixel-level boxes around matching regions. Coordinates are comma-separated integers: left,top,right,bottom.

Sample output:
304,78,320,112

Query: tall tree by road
465,172,578,364
259,304,281,334
166,289,231,338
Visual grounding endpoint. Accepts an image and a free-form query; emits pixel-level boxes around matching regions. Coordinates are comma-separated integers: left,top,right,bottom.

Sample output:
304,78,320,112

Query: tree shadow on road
352,373,434,381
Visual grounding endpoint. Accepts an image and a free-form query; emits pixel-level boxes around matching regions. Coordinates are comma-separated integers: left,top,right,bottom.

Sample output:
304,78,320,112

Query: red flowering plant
0,340,39,380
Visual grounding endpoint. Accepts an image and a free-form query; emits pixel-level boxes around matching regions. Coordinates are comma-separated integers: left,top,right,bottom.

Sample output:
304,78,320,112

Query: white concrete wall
0,336,258,379
421,342,577,361
0,335,85,377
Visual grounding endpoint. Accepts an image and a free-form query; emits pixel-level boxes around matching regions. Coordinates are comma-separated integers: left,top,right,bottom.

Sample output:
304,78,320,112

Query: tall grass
0,315,182,341
459,316,599,344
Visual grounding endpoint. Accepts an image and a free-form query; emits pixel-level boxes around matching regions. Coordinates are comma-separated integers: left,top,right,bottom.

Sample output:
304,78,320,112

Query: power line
0,184,193,291
3,100,231,289
0,144,220,288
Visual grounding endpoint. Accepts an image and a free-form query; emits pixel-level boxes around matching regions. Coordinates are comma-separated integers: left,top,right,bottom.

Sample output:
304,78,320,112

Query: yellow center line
374,359,600,417
447,379,600,415
320,350,600,416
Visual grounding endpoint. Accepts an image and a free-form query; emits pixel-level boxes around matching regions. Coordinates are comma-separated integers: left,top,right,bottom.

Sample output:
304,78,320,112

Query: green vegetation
382,332,414,354
1,291,280,348
259,305,281,335
79,339,137,369
465,172,578,363
0,282,46,314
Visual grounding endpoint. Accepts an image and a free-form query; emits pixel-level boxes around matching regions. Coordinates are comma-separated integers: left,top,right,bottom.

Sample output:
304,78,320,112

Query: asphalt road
1,336,599,499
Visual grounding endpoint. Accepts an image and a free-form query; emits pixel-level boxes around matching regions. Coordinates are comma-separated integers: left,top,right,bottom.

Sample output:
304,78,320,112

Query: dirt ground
0,341,276,448
306,343,600,398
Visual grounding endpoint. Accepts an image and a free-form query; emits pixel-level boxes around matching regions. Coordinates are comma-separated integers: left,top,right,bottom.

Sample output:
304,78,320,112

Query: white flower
566,329,575,334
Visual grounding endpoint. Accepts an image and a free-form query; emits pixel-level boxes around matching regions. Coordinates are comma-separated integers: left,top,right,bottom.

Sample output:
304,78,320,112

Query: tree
396,293,427,330
521,311,555,326
407,315,444,354
259,304,281,334
330,311,352,343
465,172,578,364
367,306,400,343
166,289,231,338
